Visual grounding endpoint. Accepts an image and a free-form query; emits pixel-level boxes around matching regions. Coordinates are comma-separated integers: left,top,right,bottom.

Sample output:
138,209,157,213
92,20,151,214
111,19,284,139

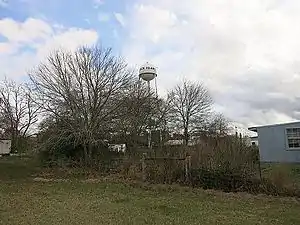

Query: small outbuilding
0,140,11,155
249,121,300,163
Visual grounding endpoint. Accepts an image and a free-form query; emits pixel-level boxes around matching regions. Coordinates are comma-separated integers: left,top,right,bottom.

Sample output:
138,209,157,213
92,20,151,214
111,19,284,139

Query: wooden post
185,157,188,182
142,153,147,182
188,156,191,181
258,160,262,181
185,156,192,182
188,156,192,171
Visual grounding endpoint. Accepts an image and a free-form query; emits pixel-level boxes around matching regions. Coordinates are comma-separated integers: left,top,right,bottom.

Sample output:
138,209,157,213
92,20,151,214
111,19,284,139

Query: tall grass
139,136,258,180
37,134,300,197
189,136,259,178
128,136,300,197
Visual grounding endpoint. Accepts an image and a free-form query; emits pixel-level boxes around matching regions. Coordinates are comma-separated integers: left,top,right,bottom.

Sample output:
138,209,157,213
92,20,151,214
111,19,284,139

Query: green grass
0,157,300,225
0,155,40,180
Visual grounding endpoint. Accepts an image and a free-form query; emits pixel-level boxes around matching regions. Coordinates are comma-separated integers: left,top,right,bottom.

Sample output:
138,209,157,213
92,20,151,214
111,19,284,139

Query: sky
1,0,300,134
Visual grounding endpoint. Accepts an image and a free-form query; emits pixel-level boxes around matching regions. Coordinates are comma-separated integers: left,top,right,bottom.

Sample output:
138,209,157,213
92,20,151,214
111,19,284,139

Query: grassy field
1,156,300,225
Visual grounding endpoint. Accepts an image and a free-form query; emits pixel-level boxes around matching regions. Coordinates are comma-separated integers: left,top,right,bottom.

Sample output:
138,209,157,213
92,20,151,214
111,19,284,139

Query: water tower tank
139,62,157,82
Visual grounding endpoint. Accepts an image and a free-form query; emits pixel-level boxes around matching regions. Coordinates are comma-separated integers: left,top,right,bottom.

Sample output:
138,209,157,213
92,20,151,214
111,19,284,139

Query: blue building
248,121,300,163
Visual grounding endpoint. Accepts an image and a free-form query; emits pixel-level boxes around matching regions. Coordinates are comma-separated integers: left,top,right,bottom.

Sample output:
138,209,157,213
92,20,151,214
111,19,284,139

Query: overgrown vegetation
0,44,299,199
118,136,300,197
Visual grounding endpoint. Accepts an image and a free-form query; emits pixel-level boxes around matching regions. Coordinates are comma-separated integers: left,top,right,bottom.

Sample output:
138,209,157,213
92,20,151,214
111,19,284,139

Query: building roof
248,121,300,132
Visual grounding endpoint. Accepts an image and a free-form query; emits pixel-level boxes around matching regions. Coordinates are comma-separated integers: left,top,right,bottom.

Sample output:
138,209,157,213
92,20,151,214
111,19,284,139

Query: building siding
257,122,300,163
0,140,11,155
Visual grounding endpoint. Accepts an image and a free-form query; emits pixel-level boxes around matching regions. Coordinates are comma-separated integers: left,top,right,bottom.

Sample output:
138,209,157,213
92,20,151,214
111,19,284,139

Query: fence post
185,155,192,182
185,157,188,182
142,153,147,182
188,156,192,181
258,160,262,181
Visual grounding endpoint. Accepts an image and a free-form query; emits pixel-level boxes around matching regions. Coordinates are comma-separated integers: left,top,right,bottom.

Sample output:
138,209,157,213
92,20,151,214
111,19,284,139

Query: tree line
0,45,229,164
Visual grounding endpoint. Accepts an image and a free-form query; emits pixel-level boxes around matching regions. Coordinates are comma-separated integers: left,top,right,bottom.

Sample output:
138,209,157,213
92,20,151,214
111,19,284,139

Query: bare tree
168,80,213,145
112,82,153,146
29,46,133,164
203,113,230,137
113,81,171,149
0,79,39,152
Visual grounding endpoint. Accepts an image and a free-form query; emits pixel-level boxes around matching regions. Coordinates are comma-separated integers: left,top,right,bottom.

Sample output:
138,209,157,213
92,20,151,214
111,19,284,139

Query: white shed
108,144,126,153
248,121,300,162
0,140,11,155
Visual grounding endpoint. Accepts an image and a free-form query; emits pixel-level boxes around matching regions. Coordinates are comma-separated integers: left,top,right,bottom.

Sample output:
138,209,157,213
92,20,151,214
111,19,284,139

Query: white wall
257,123,300,163
0,140,11,154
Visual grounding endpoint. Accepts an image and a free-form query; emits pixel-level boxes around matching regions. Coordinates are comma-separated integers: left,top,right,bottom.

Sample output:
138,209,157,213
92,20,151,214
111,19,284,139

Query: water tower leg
147,81,150,93
155,77,158,98
148,129,152,149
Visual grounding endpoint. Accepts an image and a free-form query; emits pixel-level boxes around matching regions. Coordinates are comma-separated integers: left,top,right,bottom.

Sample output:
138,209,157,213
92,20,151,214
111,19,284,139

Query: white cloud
114,13,126,27
0,17,99,79
0,18,52,44
36,27,98,60
0,42,17,55
122,0,300,127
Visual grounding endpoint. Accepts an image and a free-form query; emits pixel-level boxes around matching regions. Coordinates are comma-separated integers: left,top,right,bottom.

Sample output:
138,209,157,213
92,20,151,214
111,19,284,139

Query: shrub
189,168,300,197
37,131,124,170
10,136,36,154
144,159,186,184
132,136,300,197
119,159,142,180
189,136,260,179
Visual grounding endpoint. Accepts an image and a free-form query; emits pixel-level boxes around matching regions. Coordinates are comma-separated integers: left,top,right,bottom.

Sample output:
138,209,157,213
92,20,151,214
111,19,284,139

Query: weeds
36,135,300,198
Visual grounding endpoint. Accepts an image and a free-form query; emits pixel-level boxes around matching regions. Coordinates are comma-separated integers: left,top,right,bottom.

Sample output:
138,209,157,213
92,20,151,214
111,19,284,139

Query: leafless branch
168,80,213,145
0,79,40,151
29,45,134,163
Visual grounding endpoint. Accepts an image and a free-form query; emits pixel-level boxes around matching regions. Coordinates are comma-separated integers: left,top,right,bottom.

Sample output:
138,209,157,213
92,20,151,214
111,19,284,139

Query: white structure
0,140,11,155
244,136,259,146
250,136,259,146
108,144,126,153
249,121,300,162
139,62,158,95
139,62,159,149
165,139,184,146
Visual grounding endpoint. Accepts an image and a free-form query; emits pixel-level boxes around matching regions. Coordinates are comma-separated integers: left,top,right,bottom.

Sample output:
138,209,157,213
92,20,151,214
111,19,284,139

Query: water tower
139,62,159,149
139,62,158,96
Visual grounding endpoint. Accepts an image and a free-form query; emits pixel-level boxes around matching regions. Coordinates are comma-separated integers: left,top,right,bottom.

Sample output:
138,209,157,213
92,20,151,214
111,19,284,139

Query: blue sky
0,0,128,26
0,0,129,52
1,0,300,129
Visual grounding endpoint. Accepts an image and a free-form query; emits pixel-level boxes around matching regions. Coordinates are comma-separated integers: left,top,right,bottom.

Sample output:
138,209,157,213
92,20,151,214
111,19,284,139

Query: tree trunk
11,129,18,153
184,127,189,146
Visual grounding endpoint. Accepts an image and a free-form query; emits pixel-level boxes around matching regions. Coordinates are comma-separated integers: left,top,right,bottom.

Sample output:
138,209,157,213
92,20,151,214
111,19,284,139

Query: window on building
286,128,300,149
